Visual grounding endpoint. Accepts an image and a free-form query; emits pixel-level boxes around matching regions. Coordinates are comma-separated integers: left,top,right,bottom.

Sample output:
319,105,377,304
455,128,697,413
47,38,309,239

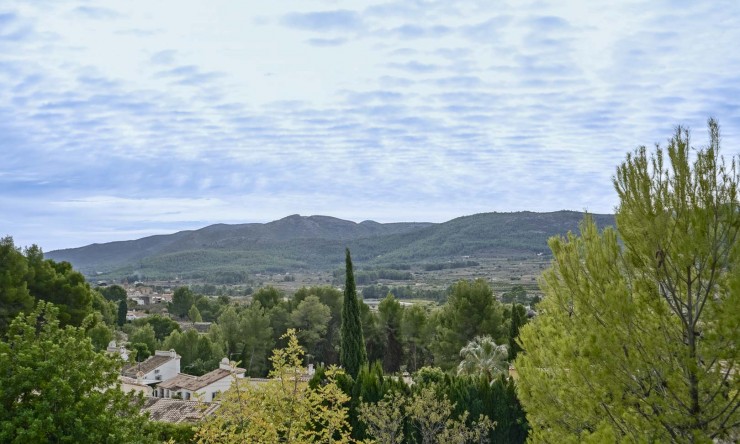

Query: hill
46,211,614,282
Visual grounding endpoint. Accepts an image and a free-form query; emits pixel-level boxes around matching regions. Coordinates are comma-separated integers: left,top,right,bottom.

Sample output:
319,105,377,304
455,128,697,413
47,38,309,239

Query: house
119,375,152,396
141,398,220,423
154,358,245,402
121,350,181,385
106,340,130,361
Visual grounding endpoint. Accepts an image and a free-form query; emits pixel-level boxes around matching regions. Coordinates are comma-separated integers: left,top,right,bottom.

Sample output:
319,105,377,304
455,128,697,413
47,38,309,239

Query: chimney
219,357,231,371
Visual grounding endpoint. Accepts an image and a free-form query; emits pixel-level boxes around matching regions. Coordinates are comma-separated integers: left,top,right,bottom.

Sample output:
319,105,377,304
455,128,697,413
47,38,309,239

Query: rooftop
121,350,179,378
158,366,244,391
142,397,219,423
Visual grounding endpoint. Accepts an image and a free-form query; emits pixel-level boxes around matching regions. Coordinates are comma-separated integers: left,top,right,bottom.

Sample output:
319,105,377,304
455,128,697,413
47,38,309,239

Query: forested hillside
47,211,614,282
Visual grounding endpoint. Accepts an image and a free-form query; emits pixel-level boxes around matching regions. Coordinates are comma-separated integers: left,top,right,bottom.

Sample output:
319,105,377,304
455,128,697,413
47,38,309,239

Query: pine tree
516,119,740,442
340,248,367,378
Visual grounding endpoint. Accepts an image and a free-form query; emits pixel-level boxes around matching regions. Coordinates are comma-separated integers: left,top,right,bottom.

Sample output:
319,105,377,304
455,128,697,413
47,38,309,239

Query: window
154,369,160,374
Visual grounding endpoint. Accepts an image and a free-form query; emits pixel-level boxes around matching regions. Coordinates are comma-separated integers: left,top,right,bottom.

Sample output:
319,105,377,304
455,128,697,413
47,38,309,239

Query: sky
1,0,739,252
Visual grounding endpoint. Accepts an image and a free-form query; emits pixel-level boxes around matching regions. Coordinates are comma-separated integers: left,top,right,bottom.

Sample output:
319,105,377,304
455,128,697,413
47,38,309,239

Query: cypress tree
507,303,526,361
340,248,367,378
117,299,127,327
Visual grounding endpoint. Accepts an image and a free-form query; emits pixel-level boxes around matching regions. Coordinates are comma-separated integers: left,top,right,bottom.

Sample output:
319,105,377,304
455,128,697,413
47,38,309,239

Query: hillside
46,211,614,282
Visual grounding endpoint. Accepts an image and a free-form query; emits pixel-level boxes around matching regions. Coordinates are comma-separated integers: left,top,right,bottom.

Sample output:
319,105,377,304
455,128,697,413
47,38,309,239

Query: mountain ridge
45,211,615,281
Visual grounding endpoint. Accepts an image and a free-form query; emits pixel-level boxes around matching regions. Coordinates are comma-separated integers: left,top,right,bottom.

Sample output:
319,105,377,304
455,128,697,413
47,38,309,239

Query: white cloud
1,0,738,250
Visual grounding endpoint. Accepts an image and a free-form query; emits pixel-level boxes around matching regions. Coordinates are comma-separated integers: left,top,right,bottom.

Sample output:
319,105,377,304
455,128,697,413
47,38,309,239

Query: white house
122,349,181,385
155,358,245,402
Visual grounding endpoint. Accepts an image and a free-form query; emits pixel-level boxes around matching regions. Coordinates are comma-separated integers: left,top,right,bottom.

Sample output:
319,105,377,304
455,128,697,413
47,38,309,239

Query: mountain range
46,211,615,282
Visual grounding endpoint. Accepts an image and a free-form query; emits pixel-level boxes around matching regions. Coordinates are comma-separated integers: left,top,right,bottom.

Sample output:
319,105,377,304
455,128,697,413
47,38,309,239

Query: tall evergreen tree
507,303,526,361
340,248,367,378
116,299,127,327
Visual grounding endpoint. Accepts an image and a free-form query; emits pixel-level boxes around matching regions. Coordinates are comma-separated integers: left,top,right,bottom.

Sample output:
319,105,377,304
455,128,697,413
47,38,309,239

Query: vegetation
340,248,367,378
46,212,614,283
195,330,354,443
0,302,147,443
517,120,740,442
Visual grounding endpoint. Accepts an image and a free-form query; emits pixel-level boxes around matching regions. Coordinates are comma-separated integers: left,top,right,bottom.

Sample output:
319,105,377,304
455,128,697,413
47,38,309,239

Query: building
154,358,245,402
141,397,220,423
121,349,181,385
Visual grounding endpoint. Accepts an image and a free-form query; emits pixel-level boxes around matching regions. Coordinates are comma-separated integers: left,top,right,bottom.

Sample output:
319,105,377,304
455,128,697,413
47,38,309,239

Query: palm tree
457,336,509,382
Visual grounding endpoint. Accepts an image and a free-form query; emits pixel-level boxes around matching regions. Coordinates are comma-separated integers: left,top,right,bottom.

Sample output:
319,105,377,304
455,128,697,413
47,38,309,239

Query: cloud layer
2,0,739,250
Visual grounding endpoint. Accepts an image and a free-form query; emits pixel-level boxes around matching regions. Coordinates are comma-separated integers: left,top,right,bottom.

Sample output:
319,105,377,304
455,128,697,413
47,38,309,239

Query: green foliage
24,245,94,328
457,336,509,382
401,304,434,372
0,302,148,443
517,120,740,442
100,284,127,301
433,279,504,370
500,285,527,304
117,298,128,326
0,237,33,336
195,329,354,443
293,286,343,365
340,249,367,378
129,324,157,356
170,286,195,318
188,304,202,322
133,314,181,341
141,421,196,444
290,295,331,358
378,294,404,373
252,285,282,309
86,318,114,351
163,329,222,376
130,342,152,362
360,299,385,365
238,302,274,376
507,304,526,361
422,260,479,271
91,290,116,325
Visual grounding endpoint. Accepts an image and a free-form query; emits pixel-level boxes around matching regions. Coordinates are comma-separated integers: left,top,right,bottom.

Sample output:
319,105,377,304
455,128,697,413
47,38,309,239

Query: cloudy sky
2,1,739,251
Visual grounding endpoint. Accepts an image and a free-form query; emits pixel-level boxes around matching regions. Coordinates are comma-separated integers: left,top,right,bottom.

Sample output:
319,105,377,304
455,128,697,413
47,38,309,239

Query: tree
239,302,274,376
507,303,526,361
457,336,509,382
0,237,33,336
378,294,404,373
516,120,740,442
401,304,433,372
100,284,127,302
163,329,222,375
0,302,147,442
340,248,367,378
195,329,354,443
133,314,181,341
170,286,195,318
117,299,128,327
86,317,113,351
290,295,331,359
433,279,504,370
129,324,157,356
188,304,203,322
358,391,408,444
293,286,343,365
407,385,493,444
24,246,94,328
252,285,282,309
